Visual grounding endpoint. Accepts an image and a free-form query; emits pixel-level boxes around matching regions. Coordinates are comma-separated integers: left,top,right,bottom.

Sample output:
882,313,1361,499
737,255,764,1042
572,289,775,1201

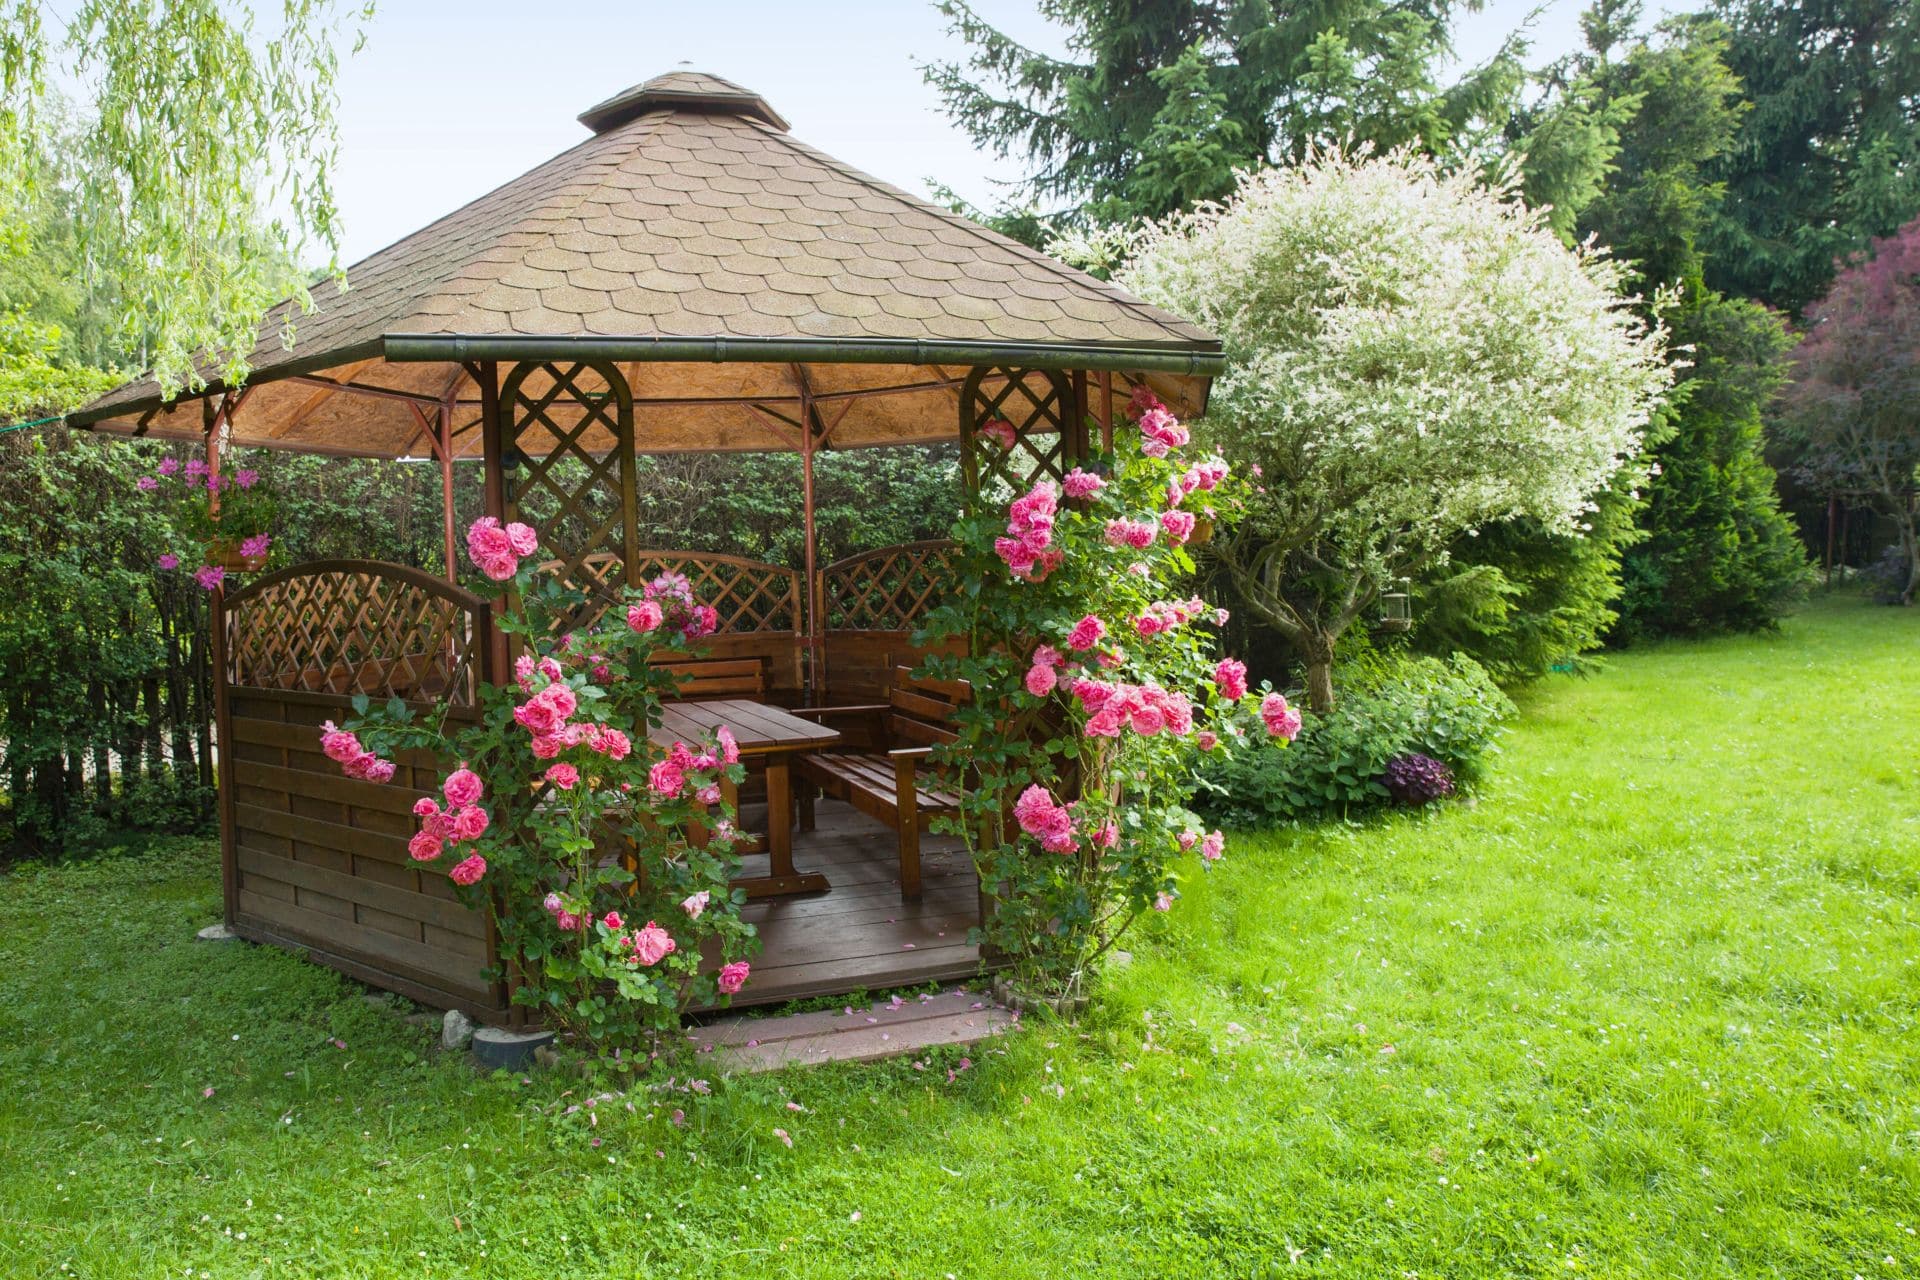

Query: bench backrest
654,656,768,701
886,665,967,748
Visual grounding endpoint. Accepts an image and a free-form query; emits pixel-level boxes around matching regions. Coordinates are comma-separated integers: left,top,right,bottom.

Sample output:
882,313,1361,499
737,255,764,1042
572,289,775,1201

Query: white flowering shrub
1121,151,1672,708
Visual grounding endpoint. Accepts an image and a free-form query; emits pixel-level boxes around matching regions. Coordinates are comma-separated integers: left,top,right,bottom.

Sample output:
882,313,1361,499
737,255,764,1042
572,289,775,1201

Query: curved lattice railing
545,550,804,635
820,540,959,632
224,559,489,705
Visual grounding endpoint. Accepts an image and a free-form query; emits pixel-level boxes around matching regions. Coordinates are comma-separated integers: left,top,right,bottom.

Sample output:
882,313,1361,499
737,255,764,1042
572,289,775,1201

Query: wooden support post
476,361,510,682
437,400,458,584
1825,494,1837,588
791,364,827,701
1096,370,1114,453
203,414,240,926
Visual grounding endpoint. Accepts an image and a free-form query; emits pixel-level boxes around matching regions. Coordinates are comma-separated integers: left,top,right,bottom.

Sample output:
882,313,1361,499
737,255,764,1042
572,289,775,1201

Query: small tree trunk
1900,513,1919,607
1303,631,1336,715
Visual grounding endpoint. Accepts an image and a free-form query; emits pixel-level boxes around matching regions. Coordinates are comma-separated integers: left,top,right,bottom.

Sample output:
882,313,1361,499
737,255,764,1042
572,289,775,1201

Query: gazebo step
690,986,1017,1073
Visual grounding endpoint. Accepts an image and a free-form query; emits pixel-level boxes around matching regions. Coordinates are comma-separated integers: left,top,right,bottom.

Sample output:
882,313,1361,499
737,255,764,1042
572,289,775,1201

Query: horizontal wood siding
821,631,965,705
226,688,503,1017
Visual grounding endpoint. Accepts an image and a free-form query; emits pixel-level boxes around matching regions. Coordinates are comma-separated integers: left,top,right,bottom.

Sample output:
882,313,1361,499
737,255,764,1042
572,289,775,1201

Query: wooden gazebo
73,71,1222,1022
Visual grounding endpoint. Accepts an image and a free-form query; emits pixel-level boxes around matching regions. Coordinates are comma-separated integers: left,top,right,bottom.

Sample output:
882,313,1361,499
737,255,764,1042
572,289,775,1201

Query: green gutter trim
380,333,1228,376
68,331,1224,430
65,338,389,429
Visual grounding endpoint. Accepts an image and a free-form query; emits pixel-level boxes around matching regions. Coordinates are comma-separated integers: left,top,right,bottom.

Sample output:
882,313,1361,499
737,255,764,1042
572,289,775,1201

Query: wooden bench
652,656,768,701
793,666,968,899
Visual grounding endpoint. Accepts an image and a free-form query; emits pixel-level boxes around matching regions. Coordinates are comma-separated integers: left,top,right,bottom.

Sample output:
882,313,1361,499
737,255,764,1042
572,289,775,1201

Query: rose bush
920,389,1296,997
327,520,756,1049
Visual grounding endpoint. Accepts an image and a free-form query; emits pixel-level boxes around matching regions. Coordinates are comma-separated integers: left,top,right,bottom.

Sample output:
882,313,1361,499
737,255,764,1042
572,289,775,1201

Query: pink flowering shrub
322,519,757,1049
923,389,1292,993
134,452,276,586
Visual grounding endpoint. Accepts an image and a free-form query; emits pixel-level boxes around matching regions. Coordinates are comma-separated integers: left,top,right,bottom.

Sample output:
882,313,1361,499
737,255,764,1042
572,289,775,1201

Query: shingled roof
72,71,1220,456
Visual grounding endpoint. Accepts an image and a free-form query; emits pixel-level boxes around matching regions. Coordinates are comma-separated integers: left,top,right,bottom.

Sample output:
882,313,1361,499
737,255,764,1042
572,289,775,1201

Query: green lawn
2,595,1915,1278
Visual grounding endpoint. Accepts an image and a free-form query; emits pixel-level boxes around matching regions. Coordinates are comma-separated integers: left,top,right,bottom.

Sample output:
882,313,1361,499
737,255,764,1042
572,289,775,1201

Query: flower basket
208,538,269,573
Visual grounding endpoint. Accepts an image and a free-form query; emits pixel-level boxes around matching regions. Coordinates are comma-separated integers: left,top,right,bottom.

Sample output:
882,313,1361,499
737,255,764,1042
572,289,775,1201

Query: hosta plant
324,518,756,1049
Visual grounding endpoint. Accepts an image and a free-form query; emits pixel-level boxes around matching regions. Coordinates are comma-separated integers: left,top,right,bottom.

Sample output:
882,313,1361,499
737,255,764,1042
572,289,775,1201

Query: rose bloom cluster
509,655,634,766
467,517,539,582
541,888,752,993
647,729,740,805
628,571,720,639
318,720,397,783
408,767,490,885
991,479,1064,581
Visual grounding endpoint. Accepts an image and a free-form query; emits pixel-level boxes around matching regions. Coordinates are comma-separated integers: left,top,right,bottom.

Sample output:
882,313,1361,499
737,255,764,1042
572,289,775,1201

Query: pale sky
331,0,1603,264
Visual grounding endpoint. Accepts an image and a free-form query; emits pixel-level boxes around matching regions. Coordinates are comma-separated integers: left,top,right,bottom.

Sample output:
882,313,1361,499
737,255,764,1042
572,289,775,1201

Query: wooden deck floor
719,799,984,1010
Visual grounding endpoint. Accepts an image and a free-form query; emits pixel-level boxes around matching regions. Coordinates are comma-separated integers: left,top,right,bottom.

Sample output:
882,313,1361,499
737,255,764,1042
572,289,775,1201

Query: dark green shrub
1195,652,1513,826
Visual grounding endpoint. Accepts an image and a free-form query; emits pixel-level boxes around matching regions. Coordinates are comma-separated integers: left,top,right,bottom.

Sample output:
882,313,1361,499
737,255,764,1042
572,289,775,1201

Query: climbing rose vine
922,389,1296,995
324,521,755,1049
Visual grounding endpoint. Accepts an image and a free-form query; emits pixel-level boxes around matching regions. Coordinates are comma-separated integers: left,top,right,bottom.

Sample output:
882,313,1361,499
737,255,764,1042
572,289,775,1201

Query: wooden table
650,699,840,898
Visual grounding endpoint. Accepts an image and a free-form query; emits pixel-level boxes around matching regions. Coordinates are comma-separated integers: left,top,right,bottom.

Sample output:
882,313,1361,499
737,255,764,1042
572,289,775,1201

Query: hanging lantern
1378,580,1412,632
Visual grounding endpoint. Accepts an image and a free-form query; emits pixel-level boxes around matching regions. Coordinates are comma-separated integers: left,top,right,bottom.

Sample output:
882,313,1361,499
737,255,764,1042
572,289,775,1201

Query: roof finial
578,70,789,134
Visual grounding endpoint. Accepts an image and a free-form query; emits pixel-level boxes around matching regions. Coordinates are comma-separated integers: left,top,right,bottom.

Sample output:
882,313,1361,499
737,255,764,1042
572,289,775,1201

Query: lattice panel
499,360,638,585
226,563,486,705
821,540,960,631
547,550,803,634
959,366,1081,506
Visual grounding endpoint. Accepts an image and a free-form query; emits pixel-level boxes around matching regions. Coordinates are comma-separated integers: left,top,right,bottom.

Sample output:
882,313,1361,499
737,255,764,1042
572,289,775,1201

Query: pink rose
1066,614,1107,650
629,921,677,967
1032,644,1063,669
448,854,487,886
1261,692,1302,741
1061,467,1106,499
695,783,722,807
504,522,539,556
1154,892,1174,912
451,804,489,842
466,516,511,560
412,796,441,819
716,727,740,766
478,553,518,582
627,600,664,632
648,759,685,797
1024,664,1057,698
1196,730,1220,751
594,727,632,761
977,418,1017,449
545,762,580,790
1214,658,1249,701
681,890,710,919
319,722,361,764
407,830,444,862
362,758,397,785
717,960,751,994
601,911,624,932
1199,830,1226,863
1160,509,1197,545
442,766,484,808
